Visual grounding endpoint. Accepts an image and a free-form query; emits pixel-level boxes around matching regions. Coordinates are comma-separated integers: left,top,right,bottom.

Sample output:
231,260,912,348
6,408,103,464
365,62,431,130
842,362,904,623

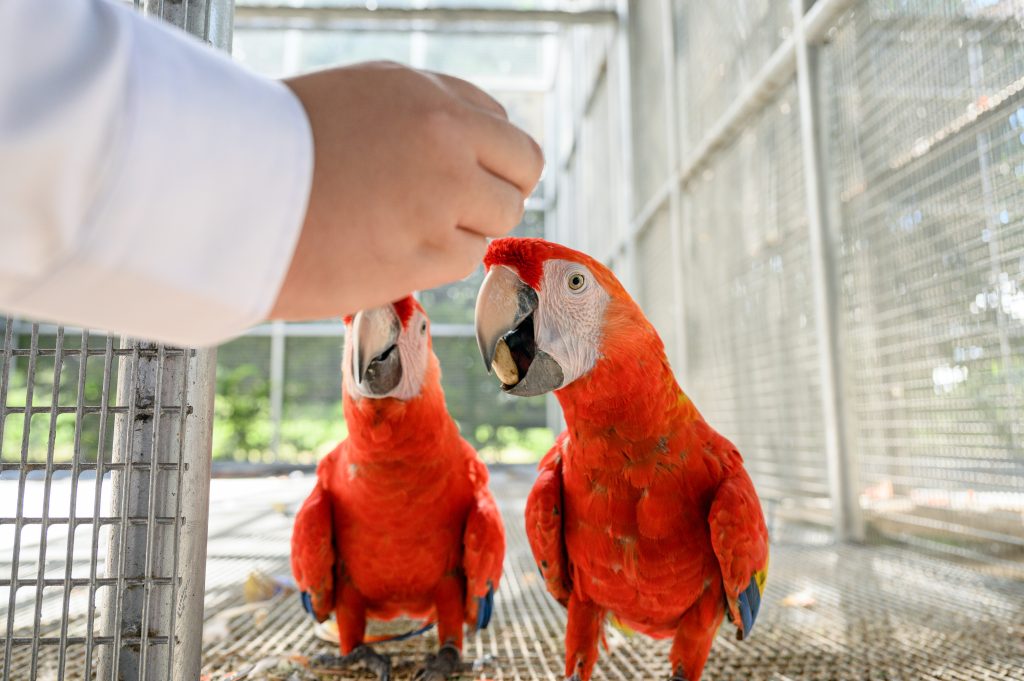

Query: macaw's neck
554,317,702,448
342,372,458,460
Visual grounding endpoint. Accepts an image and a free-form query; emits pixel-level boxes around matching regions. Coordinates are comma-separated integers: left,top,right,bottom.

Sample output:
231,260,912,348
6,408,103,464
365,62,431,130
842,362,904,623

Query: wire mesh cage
560,0,1024,568
826,0,1024,567
0,321,216,681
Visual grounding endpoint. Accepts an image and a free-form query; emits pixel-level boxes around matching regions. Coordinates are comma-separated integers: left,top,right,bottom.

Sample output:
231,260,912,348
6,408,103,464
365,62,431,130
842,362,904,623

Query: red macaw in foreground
474,238,768,681
291,297,505,681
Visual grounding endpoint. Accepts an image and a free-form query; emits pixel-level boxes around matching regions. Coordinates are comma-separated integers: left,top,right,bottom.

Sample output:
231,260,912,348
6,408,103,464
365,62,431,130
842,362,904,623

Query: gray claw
413,643,460,681
312,645,392,681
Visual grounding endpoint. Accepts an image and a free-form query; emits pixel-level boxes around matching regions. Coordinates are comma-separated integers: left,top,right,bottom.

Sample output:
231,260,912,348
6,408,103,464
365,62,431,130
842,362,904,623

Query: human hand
270,61,544,320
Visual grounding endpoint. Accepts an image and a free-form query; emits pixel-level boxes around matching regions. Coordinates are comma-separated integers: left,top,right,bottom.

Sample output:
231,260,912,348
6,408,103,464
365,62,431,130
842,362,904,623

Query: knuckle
500,196,525,230
419,107,460,147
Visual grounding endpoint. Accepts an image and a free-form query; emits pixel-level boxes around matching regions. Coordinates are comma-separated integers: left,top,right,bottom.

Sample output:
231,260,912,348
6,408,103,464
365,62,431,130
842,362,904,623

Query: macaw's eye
567,272,586,291
420,321,427,334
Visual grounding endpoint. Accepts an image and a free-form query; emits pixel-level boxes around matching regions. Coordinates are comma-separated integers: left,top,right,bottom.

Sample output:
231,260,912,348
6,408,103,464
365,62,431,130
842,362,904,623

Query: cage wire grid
0,321,215,681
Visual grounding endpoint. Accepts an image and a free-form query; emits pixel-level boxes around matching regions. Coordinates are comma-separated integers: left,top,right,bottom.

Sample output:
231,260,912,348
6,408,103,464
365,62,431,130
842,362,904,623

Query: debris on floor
779,588,816,608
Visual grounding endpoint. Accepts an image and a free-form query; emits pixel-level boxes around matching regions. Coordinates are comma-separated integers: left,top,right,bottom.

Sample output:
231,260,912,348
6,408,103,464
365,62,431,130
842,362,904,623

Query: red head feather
483,238,629,299
343,296,421,328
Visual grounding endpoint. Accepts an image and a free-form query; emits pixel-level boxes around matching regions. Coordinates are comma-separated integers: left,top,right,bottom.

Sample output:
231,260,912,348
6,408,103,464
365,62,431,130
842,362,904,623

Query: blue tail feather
475,585,495,630
736,575,762,639
300,591,315,619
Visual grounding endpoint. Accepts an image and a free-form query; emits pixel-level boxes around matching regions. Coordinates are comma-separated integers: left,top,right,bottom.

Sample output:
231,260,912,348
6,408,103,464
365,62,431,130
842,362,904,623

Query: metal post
96,2,229,679
269,320,285,459
657,0,688,376
614,0,639,294
791,0,863,542
170,349,217,681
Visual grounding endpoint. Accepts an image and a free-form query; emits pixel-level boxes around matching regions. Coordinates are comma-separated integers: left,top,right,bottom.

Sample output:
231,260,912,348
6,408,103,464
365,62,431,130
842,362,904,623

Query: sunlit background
220,1,561,464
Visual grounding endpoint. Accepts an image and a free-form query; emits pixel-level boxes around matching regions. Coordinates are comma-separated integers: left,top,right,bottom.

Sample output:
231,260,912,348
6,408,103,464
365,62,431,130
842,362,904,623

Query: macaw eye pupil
420,321,427,334
568,273,585,291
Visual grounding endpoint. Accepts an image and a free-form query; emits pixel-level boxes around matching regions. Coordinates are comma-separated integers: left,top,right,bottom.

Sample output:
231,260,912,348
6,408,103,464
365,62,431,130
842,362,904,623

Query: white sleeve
0,0,313,347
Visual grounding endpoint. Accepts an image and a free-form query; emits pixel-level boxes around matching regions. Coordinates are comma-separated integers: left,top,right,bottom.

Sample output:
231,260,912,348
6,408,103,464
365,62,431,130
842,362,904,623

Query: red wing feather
463,455,506,625
708,466,769,639
291,478,337,622
525,438,571,606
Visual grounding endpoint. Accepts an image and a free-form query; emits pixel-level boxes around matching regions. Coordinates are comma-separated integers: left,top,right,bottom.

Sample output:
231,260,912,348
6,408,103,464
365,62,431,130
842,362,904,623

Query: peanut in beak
491,338,520,386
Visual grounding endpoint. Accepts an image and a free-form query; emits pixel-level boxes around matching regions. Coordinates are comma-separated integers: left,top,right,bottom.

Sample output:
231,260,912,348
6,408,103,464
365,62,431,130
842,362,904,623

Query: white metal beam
791,0,863,543
233,4,618,32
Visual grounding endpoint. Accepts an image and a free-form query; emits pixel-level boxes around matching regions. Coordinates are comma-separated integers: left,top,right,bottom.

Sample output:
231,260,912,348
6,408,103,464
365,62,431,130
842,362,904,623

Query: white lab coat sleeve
0,0,313,346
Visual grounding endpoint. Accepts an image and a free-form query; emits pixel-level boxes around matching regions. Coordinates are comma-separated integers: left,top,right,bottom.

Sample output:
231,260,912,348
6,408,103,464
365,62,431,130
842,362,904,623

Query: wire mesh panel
826,0,1024,568
673,0,793,151
197,473,1024,680
681,84,833,522
0,321,216,680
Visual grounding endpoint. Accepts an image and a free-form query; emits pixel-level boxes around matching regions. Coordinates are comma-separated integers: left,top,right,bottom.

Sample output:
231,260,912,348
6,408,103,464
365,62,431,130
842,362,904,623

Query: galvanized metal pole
791,0,863,542
657,0,688,377
269,320,285,459
614,0,639,294
97,2,229,680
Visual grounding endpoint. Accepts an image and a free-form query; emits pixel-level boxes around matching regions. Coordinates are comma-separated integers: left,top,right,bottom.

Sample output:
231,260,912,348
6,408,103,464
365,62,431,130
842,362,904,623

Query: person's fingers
456,167,526,238
462,110,544,197
421,228,488,285
430,72,508,118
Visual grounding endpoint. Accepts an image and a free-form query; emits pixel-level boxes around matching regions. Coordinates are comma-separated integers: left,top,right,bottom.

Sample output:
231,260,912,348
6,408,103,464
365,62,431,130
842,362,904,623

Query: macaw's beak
474,265,564,397
351,304,402,396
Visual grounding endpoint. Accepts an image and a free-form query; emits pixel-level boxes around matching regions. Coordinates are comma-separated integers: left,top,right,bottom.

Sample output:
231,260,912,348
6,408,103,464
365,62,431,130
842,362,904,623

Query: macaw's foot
413,643,460,681
669,670,689,681
565,675,582,681
311,644,393,681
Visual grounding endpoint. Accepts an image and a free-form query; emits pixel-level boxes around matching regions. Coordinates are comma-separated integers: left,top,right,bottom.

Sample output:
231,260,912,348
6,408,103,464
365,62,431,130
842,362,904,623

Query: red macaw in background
474,238,768,681
291,296,505,681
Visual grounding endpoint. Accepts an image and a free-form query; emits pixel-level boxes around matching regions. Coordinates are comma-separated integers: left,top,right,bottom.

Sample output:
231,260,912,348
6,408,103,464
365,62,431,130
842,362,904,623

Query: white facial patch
343,309,431,401
534,259,610,388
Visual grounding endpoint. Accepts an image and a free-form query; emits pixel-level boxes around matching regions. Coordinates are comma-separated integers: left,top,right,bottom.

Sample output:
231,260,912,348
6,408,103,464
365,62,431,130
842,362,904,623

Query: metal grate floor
5,468,1024,680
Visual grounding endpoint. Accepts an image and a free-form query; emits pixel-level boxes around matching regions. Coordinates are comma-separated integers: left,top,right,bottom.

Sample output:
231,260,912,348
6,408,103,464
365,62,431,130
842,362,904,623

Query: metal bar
232,4,618,27
2,324,39,681
171,349,216,681
792,0,863,543
614,0,638,293
0,516,179,526
56,330,90,680
0,462,180,472
0,319,14,681
1,405,190,416
164,352,190,678
243,321,477,337
103,341,141,681
28,328,66,677
137,346,166,680
83,335,114,679
269,320,285,460
0,318,14,464
657,0,687,376
1,577,175,589
8,636,171,646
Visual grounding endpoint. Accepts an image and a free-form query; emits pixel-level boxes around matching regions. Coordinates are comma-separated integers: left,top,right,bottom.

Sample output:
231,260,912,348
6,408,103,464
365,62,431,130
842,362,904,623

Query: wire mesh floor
5,467,1024,680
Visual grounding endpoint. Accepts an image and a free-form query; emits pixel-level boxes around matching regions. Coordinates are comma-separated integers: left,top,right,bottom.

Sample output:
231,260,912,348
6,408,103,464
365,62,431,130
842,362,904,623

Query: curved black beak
474,266,564,397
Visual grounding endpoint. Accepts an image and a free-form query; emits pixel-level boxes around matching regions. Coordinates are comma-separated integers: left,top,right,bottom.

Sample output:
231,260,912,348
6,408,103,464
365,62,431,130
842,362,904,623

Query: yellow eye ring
568,272,586,291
